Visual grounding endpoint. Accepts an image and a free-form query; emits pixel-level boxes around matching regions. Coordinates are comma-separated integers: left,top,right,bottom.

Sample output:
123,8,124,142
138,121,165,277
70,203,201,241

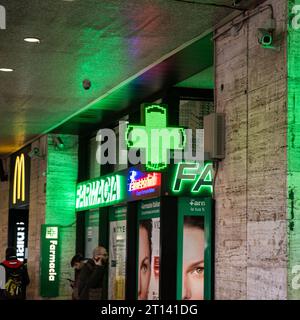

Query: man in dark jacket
70,253,85,300
0,247,30,300
78,246,108,300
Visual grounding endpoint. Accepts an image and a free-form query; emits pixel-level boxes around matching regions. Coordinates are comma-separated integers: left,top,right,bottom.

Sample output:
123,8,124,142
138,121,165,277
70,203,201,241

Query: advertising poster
177,197,212,300
137,198,160,300
84,210,99,259
108,206,127,300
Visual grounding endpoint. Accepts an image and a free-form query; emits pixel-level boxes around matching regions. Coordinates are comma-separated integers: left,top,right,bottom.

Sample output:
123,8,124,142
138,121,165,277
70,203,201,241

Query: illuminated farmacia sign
46,227,59,282
40,225,61,297
76,174,123,211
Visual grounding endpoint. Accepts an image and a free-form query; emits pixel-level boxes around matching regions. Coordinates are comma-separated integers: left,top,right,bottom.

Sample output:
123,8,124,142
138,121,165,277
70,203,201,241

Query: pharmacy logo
126,104,186,171
0,5,6,30
46,227,58,239
96,103,204,169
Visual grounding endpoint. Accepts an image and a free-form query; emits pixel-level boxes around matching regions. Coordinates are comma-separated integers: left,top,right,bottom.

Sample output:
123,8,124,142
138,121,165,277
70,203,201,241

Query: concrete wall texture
214,0,288,299
26,136,48,299
0,159,9,262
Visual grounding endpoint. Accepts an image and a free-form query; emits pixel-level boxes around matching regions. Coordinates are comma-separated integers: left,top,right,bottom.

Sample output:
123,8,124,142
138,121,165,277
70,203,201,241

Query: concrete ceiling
0,0,260,157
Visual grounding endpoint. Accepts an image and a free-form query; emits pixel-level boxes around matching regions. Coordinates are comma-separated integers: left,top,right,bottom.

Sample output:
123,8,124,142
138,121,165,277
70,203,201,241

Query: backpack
0,263,24,299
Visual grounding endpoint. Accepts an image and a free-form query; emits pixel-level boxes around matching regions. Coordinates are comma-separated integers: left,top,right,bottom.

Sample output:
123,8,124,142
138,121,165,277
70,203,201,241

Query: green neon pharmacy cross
126,104,186,171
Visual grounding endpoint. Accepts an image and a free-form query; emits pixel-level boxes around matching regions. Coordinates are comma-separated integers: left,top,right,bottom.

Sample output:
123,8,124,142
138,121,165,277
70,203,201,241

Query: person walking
78,246,108,300
0,247,30,300
70,253,85,300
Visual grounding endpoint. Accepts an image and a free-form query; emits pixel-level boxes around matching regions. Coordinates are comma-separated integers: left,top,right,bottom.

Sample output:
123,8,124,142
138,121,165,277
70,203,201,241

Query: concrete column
214,0,287,299
27,136,47,299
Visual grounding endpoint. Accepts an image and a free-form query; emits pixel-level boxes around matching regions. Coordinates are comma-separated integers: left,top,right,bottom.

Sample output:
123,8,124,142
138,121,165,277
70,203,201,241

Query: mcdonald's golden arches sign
9,150,30,208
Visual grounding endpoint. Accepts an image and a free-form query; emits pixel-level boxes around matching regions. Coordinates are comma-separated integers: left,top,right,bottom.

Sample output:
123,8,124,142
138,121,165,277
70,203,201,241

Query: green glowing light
191,163,213,194
288,0,300,299
76,174,124,211
172,162,213,195
126,104,186,171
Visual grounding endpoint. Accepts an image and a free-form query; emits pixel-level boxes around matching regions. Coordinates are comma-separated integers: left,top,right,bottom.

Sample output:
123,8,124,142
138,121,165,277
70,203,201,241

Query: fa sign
13,154,26,204
172,162,213,195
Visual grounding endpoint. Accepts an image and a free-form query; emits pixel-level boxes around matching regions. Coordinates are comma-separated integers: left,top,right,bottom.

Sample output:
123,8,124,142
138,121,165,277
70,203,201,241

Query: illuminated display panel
127,169,161,200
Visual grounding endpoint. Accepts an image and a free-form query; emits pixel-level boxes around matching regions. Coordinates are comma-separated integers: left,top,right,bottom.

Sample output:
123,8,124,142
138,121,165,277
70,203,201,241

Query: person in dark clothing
70,253,85,300
78,246,108,300
0,247,30,300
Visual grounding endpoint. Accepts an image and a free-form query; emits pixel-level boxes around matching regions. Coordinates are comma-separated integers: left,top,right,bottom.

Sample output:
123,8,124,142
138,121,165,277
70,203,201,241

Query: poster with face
138,198,160,300
108,206,127,300
178,197,212,300
182,215,205,300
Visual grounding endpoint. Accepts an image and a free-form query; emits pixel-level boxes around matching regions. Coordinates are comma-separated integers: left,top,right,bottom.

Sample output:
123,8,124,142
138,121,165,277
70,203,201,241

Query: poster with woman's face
138,217,160,300
182,216,205,300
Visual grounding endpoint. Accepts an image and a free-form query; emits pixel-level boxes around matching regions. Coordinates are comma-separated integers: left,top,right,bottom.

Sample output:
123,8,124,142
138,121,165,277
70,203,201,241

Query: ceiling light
24,37,40,43
0,68,13,72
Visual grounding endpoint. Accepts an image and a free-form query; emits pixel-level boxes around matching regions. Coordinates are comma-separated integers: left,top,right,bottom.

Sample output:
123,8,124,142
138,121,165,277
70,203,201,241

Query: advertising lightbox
177,197,213,300
137,198,160,300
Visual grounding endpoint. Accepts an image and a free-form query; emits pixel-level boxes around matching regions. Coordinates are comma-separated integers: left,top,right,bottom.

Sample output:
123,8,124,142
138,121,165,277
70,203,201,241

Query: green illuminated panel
288,0,300,300
126,104,186,171
76,174,125,211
